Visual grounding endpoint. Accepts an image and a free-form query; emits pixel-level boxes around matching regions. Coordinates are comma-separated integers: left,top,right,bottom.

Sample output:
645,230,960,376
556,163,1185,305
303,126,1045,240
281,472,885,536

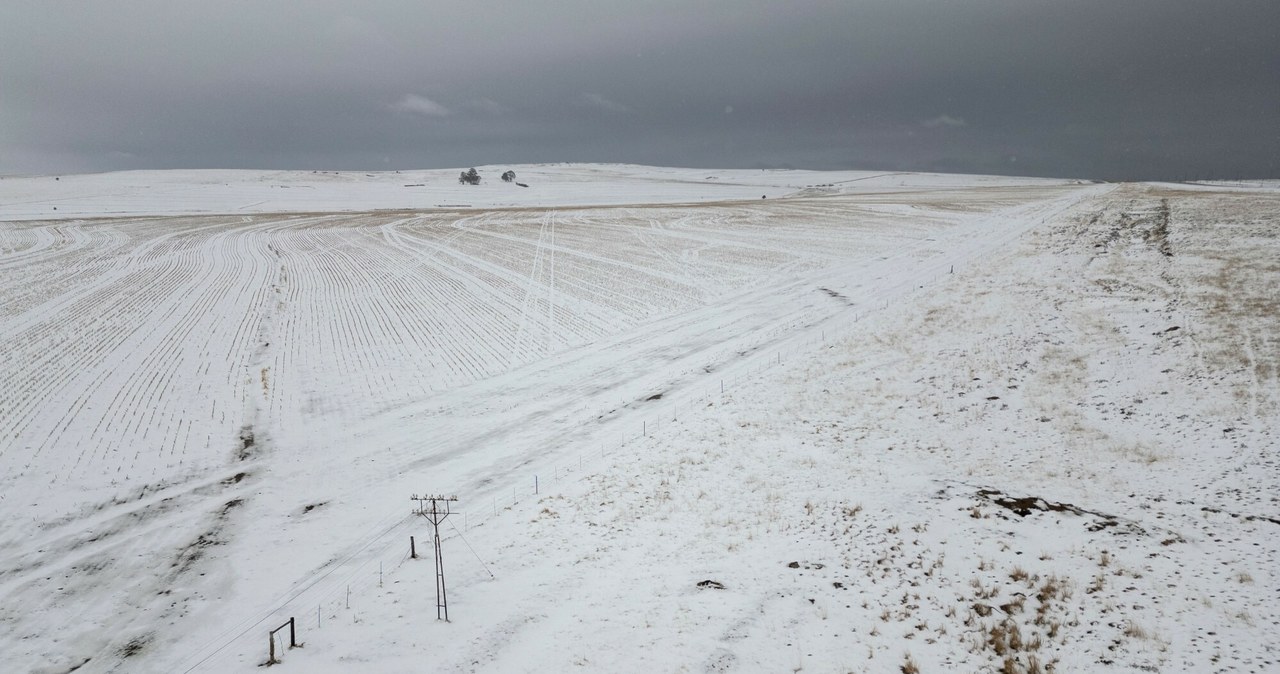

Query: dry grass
986,619,1024,656
1124,621,1150,640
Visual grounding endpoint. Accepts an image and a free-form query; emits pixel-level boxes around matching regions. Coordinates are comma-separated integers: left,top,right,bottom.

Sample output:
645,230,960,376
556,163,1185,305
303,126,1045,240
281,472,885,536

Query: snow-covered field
0,164,1071,222
1,167,1275,673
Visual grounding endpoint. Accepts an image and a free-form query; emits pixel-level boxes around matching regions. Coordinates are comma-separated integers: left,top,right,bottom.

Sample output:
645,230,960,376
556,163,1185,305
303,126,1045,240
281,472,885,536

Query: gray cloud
1,0,1277,179
923,116,967,129
464,98,513,116
391,94,451,118
578,93,632,114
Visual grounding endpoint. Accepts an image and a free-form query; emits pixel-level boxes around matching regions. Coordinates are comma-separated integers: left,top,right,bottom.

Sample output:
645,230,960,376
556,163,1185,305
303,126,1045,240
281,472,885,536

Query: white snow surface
0,164,1072,221
1,166,1276,673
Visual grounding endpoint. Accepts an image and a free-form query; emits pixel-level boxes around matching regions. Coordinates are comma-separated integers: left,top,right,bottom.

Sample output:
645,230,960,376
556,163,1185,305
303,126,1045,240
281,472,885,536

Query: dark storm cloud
2,0,1277,179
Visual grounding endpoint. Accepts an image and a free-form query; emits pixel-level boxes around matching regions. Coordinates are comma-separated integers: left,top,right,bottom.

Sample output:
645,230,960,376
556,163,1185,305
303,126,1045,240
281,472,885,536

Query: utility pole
411,493,459,621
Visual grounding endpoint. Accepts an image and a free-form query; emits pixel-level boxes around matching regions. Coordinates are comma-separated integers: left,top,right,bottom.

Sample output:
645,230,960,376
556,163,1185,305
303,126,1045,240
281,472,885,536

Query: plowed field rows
1,199,977,512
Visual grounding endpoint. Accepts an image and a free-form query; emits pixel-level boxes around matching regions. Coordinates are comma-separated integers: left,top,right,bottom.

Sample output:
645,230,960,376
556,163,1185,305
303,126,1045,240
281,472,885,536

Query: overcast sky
3,0,1277,180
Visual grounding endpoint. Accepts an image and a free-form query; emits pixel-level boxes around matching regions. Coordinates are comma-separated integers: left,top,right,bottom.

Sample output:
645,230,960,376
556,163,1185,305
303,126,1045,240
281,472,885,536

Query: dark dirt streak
237,426,255,462
170,499,244,575
818,287,854,306
976,488,1141,534
63,657,92,673
117,634,151,658
1193,504,1280,526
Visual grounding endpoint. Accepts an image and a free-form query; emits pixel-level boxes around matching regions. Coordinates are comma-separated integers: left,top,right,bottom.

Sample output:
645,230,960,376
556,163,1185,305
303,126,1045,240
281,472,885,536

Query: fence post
411,535,417,559
266,617,298,665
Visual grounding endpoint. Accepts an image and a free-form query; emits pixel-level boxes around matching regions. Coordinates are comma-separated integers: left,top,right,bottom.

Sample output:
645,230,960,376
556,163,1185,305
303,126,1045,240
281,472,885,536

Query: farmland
1,167,1276,672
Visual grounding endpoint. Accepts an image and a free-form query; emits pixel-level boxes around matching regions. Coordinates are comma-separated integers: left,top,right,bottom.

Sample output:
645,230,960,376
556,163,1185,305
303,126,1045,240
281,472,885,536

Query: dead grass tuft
1124,621,1150,640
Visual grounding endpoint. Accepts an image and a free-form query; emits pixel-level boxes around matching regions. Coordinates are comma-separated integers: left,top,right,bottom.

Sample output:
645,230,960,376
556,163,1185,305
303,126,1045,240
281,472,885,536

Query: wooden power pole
411,494,458,621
